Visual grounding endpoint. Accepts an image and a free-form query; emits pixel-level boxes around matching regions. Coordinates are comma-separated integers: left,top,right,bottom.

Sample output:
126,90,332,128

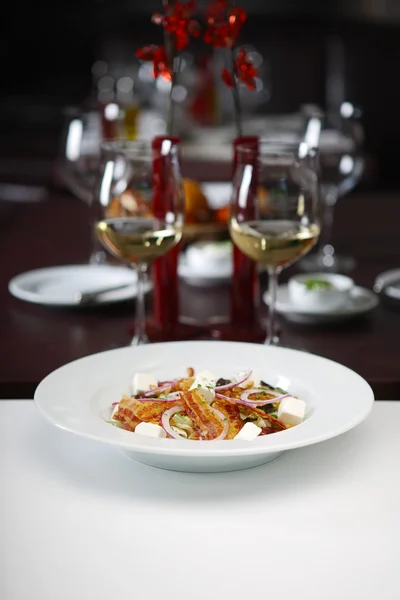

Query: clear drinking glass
299,110,364,272
91,140,184,345
229,140,320,345
58,106,106,264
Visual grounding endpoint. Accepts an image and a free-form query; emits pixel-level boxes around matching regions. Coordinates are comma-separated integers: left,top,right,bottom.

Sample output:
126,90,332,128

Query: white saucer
374,269,400,300
178,255,232,287
9,264,152,307
263,284,378,324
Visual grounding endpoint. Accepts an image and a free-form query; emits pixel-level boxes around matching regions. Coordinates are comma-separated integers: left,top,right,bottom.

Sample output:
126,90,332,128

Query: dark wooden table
1,187,399,399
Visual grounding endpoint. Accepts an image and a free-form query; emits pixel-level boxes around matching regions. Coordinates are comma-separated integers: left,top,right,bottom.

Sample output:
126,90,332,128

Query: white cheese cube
132,373,158,395
277,396,306,426
236,369,260,388
135,422,167,438
189,370,216,404
234,422,262,441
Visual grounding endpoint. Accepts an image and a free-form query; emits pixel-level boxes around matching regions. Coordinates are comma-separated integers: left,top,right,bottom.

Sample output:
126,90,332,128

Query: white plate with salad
34,342,374,472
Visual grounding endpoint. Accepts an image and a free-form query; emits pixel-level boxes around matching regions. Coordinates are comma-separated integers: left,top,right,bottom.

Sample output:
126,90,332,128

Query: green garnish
106,420,124,429
304,278,334,291
260,381,288,395
274,387,288,395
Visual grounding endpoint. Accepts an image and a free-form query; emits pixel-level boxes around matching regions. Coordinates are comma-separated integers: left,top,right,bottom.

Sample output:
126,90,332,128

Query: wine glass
229,140,320,345
58,106,106,264
299,108,364,272
91,140,184,345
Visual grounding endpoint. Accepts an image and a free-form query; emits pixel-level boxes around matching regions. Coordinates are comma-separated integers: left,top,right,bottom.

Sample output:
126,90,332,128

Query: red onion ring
133,393,181,403
240,389,291,406
216,392,261,409
216,391,290,409
144,381,175,397
161,404,229,440
159,392,182,401
111,402,119,407
215,371,250,391
210,406,229,440
161,405,185,439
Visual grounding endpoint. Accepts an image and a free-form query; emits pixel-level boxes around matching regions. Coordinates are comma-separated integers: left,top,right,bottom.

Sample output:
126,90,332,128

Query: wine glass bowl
299,110,365,272
229,140,320,345
58,106,102,204
58,106,106,265
92,140,184,345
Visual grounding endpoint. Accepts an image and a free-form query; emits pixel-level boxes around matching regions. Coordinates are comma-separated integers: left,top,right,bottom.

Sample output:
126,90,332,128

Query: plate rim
34,340,374,457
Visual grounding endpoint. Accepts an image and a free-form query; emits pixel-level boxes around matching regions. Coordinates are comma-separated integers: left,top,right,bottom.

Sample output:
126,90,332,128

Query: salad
108,368,306,441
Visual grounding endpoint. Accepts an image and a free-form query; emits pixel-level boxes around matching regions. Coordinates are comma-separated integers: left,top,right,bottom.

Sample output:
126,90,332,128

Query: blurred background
1,0,400,189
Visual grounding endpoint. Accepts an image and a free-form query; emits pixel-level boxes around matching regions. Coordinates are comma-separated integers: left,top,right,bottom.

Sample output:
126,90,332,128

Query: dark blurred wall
1,1,400,187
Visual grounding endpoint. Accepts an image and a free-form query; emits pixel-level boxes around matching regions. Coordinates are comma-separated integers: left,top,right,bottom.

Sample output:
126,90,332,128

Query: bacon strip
181,390,224,440
248,407,287,433
113,396,141,431
113,394,181,428
213,400,242,439
172,377,195,392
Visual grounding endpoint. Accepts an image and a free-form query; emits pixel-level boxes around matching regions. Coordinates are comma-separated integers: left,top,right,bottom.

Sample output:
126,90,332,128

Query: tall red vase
151,136,180,332
147,136,202,341
211,136,265,342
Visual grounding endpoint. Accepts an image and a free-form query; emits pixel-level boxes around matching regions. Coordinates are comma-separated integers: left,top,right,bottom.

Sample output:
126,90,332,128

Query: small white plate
9,264,151,307
34,341,374,473
178,255,232,287
263,284,378,324
374,269,400,300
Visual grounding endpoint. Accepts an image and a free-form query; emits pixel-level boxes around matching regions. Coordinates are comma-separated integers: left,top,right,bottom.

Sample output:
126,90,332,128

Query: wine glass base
127,319,205,344
210,320,266,343
264,334,280,346
299,253,356,274
89,250,108,265
130,335,149,346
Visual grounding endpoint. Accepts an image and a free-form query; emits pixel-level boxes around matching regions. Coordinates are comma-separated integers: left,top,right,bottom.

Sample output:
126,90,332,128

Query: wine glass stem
89,237,107,265
131,263,149,346
265,267,280,346
320,186,339,255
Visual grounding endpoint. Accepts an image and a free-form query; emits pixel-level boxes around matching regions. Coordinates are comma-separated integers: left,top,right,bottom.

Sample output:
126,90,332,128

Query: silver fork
74,284,133,305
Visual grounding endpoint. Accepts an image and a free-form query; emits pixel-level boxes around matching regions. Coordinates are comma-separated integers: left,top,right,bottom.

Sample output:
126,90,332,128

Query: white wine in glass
230,220,320,269
229,141,320,345
96,217,181,263
92,140,184,345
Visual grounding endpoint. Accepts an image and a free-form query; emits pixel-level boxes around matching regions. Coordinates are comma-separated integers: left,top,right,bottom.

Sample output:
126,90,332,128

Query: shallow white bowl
34,341,373,473
288,273,354,313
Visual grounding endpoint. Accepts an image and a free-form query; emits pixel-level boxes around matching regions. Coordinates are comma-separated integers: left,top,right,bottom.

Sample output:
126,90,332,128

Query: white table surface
1,401,399,600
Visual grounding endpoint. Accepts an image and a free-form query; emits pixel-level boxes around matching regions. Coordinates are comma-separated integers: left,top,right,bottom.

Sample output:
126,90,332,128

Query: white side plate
9,264,152,307
264,284,378,324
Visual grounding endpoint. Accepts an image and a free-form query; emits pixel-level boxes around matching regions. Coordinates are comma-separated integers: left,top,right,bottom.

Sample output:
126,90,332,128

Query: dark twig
163,0,176,135
230,47,243,138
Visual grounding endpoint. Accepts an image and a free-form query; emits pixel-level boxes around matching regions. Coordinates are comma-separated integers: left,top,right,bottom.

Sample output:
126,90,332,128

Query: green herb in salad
260,381,288,395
